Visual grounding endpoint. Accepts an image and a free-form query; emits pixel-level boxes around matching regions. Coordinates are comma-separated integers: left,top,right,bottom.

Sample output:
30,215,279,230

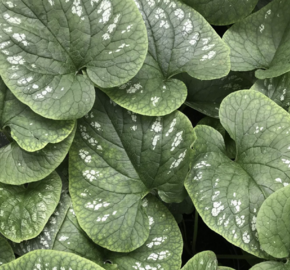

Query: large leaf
102,0,230,116
256,185,290,258
181,251,234,270
0,78,75,152
53,207,104,265
0,171,62,243
182,0,258,25
223,0,290,80
0,237,14,266
250,72,290,111
107,195,183,270
185,90,290,258
11,192,71,255
0,0,148,120
0,250,105,270
177,72,254,118
69,89,194,252
250,262,290,270
0,124,75,185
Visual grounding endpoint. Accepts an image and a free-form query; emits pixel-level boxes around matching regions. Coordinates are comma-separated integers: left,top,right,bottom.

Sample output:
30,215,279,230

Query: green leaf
181,251,235,270
0,171,62,243
181,0,258,26
0,237,14,266
178,72,254,118
250,72,290,111
0,124,75,185
0,250,105,270
250,261,290,270
102,0,231,116
101,54,187,116
53,207,104,265
11,192,71,255
69,89,194,252
0,78,75,152
185,90,290,258
107,195,183,270
0,0,147,120
256,185,290,258
223,0,290,80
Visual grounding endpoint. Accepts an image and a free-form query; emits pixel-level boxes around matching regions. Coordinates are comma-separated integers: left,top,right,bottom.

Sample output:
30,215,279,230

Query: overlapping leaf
69,89,193,252
177,72,254,118
256,185,290,258
0,78,75,152
223,0,290,79
0,237,14,266
0,0,148,120
250,262,290,270
0,125,75,185
0,250,105,270
11,193,71,255
102,0,230,116
186,90,290,258
0,171,62,242
182,0,258,25
251,72,290,110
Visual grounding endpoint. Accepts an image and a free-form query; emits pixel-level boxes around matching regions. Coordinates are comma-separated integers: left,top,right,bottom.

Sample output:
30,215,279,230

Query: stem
216,255,257,260
192,210,199,255
182,220,192,256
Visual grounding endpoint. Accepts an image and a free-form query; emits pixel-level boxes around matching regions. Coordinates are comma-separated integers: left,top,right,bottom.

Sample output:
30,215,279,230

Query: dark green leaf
0,171,62,242
69,89,194,252
0,237,14,266
0,0,147,120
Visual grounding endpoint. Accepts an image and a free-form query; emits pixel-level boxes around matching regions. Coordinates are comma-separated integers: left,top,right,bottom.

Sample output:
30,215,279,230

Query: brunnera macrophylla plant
0,0,290,270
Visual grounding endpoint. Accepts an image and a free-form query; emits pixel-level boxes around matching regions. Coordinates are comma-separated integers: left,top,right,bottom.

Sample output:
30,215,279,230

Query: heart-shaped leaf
0,237,14,266
107,195,183,270
256,185,290,258
11,192,71,255
250,262,290,270
0,0,148,120
181,0,258,25
223,0,290,80
0,125,75,185
181,251,234,270
0,78,75,152
0,171,62,242
177,72,254,118
0,250,105,270
69,89,193,252
186,90,290,258
250,72,290,111
102,0,230,116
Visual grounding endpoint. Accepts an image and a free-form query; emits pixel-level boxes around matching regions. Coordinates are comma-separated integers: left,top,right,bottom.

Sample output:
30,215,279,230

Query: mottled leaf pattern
250,262,290,270
0,0,147,120
69,89,193,252
0,237,14,266
0,171,62,242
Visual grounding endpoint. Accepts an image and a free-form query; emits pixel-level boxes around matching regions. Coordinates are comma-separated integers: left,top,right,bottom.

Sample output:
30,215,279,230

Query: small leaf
0,250,105,270
69,89,193,252
0,78,75,152
0,124,75,185
223,0,290,79
250,261,290,270
250,72,290,111
0,171,62,243
107,195,183,270
186,90,290,258
102,0,230,116
53,207,104,265
0,237,14,266
178,72,254,118
0,0,148,120
181,251,235,270
11,193,71,255
182,0,258,25
256,185,290,258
